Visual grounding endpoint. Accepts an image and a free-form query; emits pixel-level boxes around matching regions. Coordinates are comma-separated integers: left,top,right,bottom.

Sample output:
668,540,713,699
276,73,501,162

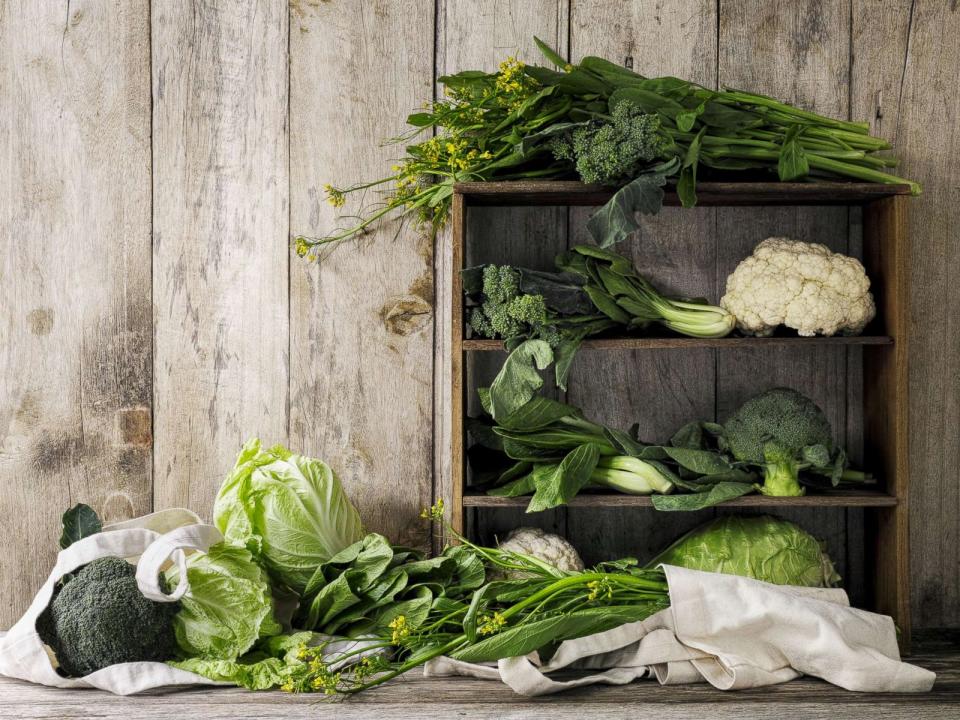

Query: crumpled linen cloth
424,565,935,695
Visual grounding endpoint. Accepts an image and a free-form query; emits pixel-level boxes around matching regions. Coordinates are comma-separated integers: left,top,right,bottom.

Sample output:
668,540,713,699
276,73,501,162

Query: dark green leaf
584,285,632,323
662,447,733,475
586,158,679,248
778,125,810,181
453,605,657,663
677,126,706,208
59,504,101,550
527,443,600,512
489,340,554,420
533,36,568,68
497,395,581,431
651,482,754,511
406,112,434,127
487,473,536,497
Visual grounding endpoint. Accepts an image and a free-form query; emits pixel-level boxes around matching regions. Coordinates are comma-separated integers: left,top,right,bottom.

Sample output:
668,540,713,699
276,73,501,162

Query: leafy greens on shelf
296,36,918,257
464,244,734,419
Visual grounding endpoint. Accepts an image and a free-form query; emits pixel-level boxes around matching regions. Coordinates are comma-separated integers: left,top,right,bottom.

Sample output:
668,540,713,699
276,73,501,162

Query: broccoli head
38,556,180,676
470,265,556,342
550,100,670,185
722,387,836,497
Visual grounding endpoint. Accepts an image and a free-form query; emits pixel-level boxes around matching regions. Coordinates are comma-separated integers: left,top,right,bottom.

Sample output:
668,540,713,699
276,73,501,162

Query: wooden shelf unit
449,180,911,644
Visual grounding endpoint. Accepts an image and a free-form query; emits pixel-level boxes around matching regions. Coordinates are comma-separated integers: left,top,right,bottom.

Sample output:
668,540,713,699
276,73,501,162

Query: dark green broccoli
37,556,180,676
469,265,559,344
550,100,671,185
721,387,842,497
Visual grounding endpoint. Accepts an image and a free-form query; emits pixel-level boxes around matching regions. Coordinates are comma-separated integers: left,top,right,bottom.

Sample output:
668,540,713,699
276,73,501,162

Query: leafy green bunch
297,37,919,256
466,245,734,420
272,509,670,695
469,387,873,512
470,393,758,513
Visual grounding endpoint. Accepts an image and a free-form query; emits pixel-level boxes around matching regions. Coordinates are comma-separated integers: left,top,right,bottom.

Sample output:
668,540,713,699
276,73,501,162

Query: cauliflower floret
494,527,584,579
721,237,876,337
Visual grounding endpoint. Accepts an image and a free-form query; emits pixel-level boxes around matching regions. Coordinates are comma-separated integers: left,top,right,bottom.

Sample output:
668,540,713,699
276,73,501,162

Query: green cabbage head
213,439,365,595
648,515,840,587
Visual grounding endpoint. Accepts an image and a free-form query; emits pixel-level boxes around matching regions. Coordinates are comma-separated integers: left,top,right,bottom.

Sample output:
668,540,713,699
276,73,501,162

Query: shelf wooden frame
448,180,911,645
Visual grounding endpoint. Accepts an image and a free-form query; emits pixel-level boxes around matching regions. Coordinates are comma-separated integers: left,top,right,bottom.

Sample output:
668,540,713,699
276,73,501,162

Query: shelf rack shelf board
463,336,895,351
448,180,911,645
463,491,899,509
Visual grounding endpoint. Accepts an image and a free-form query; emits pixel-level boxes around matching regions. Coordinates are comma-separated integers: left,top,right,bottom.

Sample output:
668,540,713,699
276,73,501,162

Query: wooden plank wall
0,0,957,629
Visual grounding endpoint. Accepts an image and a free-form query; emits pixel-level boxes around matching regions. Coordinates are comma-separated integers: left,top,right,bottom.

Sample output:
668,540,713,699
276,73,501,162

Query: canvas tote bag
0,509,227,694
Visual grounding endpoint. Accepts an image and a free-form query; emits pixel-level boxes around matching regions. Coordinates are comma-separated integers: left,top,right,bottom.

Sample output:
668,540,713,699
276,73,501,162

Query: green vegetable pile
297,37,918,257
469,386,870,511
465,244,734,417
38,439,845,696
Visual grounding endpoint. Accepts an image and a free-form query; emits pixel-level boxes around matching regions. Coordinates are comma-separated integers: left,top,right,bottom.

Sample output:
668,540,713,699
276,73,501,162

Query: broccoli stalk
759,441,806,497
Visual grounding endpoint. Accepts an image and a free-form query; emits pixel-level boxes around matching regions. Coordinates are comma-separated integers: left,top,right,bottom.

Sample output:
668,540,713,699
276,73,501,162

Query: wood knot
380,295,432,336
118,407,152,446
27,308,54,336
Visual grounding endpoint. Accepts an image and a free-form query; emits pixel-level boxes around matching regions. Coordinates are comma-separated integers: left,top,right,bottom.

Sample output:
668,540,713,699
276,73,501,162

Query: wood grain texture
562,0,718,565
289,1,435,550
717,0,861,601
0,0,152,627
0,632,957,718
436,0,571,548
852,0,960,628
152,1,289,514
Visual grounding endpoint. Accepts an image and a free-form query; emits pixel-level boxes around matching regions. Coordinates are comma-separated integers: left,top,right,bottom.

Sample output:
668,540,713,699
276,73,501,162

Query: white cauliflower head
494,527,584,579
721,237,876,337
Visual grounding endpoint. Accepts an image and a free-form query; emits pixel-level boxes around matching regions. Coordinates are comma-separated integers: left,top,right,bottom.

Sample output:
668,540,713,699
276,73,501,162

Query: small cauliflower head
721,237,875,337
496,527,584,579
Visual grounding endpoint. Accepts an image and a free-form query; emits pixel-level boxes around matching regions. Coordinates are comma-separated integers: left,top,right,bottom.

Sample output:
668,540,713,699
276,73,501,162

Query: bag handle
135,524,223,602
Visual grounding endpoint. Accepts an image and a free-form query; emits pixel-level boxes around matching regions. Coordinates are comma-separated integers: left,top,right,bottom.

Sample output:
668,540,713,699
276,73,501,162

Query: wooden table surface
2,632,957,720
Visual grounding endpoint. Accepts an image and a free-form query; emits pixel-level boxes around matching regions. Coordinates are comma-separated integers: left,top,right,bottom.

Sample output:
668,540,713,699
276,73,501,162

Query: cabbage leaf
167,543,281,661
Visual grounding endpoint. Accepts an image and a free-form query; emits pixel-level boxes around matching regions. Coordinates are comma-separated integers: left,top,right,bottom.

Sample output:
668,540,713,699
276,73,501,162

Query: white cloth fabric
0,509,227,694
424,565,935,695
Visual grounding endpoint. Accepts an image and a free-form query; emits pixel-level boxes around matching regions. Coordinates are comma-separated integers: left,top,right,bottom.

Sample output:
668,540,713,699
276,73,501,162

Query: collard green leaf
527,443,601,512
489,340,554,420
651,481,754,511
59,504,101,550
586,158,679,248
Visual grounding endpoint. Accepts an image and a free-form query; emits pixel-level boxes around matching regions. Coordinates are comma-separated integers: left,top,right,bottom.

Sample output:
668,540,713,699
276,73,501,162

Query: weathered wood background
0,0,957,629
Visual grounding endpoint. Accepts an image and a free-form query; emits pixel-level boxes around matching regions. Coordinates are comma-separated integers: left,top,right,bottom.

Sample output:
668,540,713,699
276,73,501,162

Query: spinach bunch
296,534,486,641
